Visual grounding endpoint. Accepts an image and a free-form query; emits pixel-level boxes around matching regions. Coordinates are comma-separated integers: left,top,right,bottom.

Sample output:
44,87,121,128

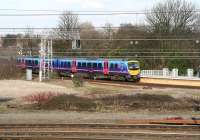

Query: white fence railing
141,70,164,77
141,68,200,80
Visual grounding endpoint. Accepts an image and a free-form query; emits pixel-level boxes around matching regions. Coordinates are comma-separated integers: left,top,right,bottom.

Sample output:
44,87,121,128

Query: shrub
23,92,58,107
41,94,96,111
50,72,60,79
95,94,177,111
167,59,192,75
72,74,84,87
23,93,197,112
187,96,200,111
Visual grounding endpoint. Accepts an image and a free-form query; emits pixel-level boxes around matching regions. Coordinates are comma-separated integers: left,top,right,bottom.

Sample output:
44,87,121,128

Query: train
17,57,141,82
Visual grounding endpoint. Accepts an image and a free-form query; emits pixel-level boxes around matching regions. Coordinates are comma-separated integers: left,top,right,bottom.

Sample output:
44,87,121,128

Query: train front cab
127,61,141,82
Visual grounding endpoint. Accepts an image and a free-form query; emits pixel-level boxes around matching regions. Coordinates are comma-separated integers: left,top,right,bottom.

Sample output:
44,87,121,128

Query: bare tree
146,0,197,35
79,22,102,57
20,27,40,56
145,0,198,72
193,14,200,32
57,11,79,40
103,23,114,39
80,22,99,39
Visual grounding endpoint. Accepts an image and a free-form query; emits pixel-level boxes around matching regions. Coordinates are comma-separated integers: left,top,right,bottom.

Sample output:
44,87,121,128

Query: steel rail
87,79,200,89
0,130,199,140
0,124,199,130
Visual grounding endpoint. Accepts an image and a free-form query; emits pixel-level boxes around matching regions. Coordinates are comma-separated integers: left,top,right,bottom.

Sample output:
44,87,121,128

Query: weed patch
72,74,84,87
23,92,59,108
27,93,199,112
41,94,96,111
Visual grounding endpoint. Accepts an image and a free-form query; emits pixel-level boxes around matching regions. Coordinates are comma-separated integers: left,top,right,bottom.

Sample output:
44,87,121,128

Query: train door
22,58,25,68
72,59,77,73
56,59,59,69
120,63,127,73
87,62,92,73
103,60,109,75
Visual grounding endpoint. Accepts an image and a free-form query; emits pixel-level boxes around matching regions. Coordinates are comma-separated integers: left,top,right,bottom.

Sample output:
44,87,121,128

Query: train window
128,62,139,70
62,62,66,67
110,63,114,69
64,62,67,67
54,61,59,67
82,63,86,68
115,64,118,70
35,60,38,65
78,62,82,68
67,62,71,68
87,63,92,68
28,60,32,65
25,60,28,65
26,60,31,65
61,62,64,67
93,63,97,69
98,63,102,69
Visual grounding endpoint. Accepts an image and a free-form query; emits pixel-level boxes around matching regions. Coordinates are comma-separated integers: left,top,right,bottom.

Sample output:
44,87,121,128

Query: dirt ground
0,80,73,98
0,79,199,124
0,79,200,99
0,111,199,124
47,79,200,98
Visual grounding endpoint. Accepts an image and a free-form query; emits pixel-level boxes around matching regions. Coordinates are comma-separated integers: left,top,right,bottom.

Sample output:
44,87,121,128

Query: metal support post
39,38,53,82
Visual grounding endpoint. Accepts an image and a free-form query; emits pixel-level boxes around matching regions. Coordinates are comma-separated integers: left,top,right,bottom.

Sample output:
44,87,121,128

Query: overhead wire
0,37,199,41
1,9,200,60
0,24,200,30
19,54,200,60
0,9,199,15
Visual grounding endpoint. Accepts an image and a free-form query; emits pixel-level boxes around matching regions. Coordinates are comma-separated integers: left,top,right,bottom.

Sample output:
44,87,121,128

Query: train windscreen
128,62,140,70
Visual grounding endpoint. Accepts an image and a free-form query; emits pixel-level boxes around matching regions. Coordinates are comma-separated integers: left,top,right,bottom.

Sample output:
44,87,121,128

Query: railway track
88,79,200,89
32,72,200,89
0,123,199,140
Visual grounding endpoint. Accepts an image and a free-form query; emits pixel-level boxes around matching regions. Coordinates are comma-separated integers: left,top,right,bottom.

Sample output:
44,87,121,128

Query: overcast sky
0,0,200,29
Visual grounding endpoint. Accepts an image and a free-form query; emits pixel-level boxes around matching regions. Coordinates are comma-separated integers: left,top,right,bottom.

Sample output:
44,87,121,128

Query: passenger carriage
17,57,141,82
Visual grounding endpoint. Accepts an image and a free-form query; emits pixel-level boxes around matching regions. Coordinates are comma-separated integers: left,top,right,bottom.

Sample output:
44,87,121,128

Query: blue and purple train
17,57,141,82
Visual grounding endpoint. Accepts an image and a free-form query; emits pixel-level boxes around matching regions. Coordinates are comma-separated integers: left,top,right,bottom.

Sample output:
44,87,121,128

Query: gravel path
0,111,198,124
0,80,75,98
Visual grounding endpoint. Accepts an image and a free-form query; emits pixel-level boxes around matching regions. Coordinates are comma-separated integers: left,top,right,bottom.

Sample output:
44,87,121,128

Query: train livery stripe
103,59,109,75
72,58,77,73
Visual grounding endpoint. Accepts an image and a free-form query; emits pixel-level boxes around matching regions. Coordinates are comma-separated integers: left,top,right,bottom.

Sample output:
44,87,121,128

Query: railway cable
0,9,199,16
1,37,200,41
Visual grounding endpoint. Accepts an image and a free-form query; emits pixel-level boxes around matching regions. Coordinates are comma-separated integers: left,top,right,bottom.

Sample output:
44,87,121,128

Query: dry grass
95,94,179,112
0,59,22,80
72,74,84,87
0,79,200,113
33,93,200,112
41,94,96,111
186,96,200,111
23,92,59,108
